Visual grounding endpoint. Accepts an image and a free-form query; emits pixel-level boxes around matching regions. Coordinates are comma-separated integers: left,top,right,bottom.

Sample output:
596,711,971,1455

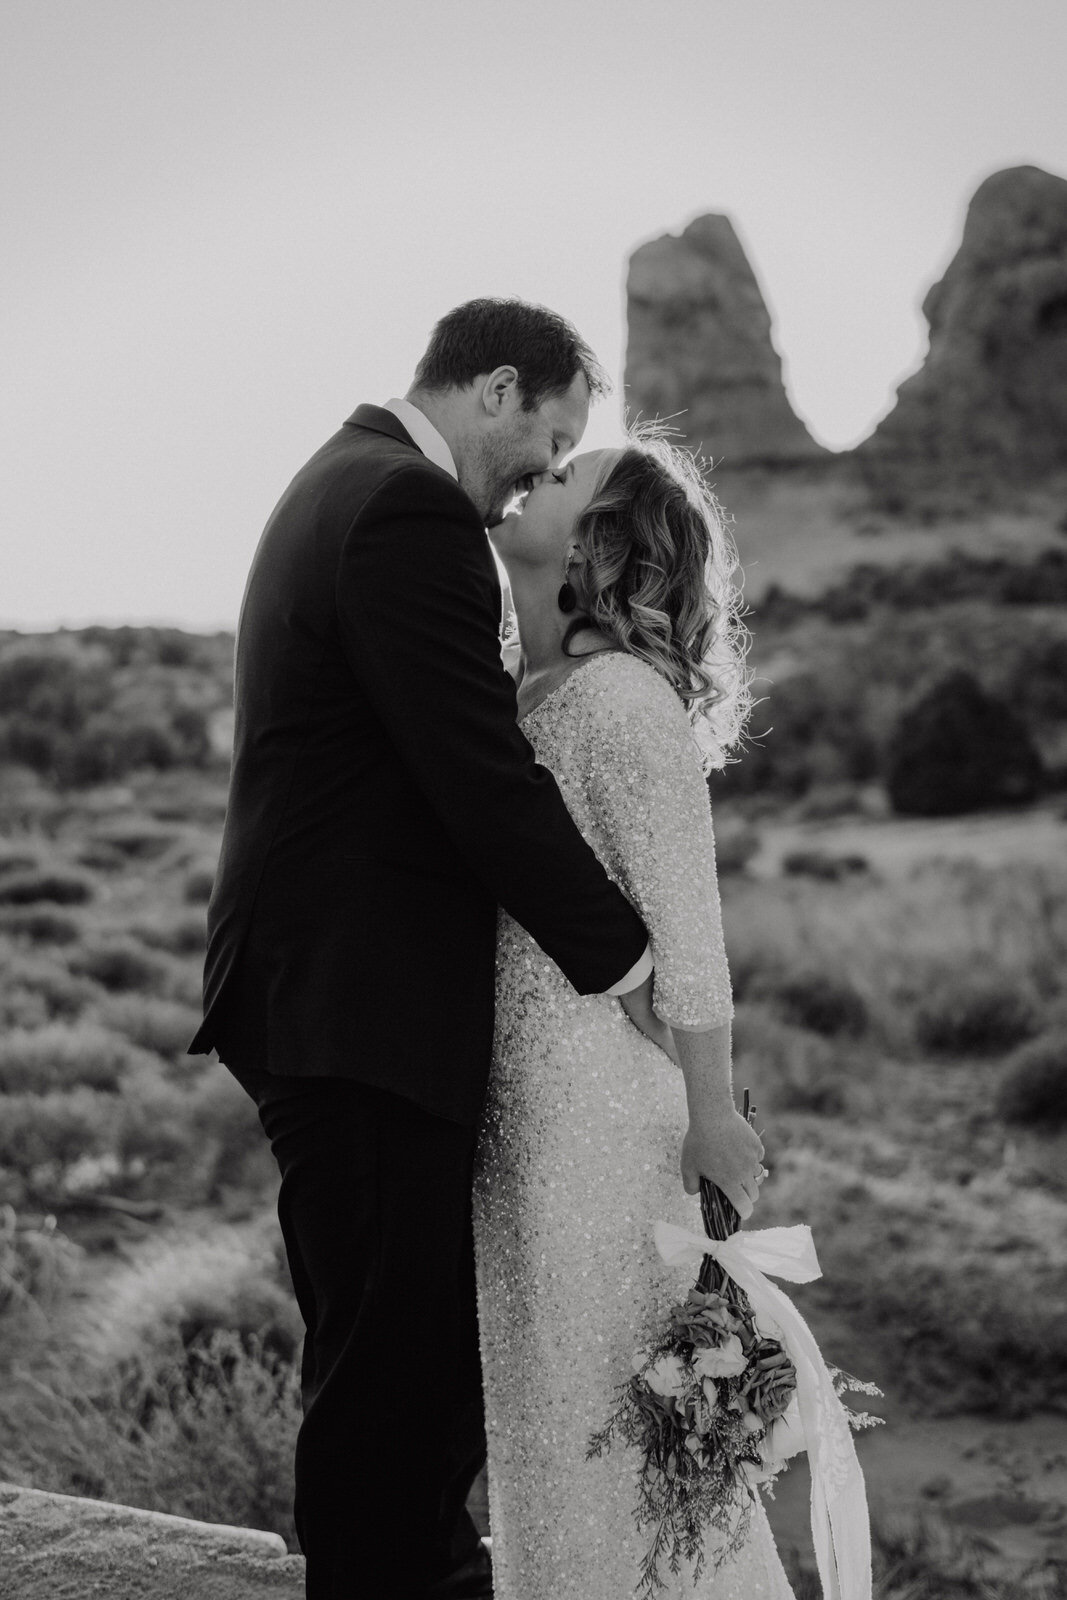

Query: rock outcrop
624,214,826,468
0,1482,305,1598
857,165,1067,507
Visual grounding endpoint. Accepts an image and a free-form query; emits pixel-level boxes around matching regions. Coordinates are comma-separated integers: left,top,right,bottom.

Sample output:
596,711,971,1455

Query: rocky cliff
625,166,1067,512
624,214,826,468
857,164,1067,508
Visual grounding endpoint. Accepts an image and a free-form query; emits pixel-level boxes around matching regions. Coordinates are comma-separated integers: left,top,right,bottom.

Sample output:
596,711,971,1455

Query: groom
190,299,654,1599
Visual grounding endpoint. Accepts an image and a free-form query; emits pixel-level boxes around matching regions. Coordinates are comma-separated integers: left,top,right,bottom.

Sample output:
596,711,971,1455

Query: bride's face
489,448,619,578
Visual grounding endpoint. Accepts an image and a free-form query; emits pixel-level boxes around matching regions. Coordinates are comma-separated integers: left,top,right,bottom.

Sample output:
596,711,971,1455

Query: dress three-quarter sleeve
578,655,734,1032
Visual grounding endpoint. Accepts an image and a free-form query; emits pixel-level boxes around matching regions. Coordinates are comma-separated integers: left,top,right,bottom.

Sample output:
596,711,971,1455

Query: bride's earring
557,581,578,614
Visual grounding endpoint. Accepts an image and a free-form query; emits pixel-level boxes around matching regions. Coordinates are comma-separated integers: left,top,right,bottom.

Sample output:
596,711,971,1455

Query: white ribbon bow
654,1220,872,1600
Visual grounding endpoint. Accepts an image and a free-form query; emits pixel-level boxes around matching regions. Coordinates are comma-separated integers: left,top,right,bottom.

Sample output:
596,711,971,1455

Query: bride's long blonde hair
567,429,751,771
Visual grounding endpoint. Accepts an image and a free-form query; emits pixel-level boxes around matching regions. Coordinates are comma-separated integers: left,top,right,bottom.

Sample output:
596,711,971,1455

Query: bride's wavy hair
566,428,751,770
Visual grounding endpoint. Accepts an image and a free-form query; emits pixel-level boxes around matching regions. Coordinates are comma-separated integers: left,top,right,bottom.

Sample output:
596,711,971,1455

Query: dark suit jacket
189,405,647,1125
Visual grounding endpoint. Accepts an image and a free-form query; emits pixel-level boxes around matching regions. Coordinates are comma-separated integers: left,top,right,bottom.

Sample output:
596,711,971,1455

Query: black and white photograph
1,3,1065,1597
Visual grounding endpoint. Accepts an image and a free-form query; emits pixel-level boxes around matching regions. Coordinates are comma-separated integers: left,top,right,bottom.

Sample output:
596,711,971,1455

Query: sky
3,0,1066,630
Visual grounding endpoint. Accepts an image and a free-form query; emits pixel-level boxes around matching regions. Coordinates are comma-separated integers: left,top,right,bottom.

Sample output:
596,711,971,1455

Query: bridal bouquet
588,1094,881,1599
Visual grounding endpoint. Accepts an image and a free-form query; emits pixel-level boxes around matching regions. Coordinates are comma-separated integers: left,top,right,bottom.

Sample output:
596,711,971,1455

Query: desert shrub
188,1067,274,1202
99,995,202,1061
868,1517,1056,1600
761,970,870,1038
0,1333,300,1547
74,841,128,872
732,1007,853,1116
78,1222,302,1373
0,869,94,906
0,1087,118,1202
66,717,180,785
913,972,1041,1057
737,957,869,1039
0,907,80,943
0,646,108,725
183,865,216,904
117,1064,198,1173
0,1024,135,1093
886,670,1044,817
996,1031,1067,1130
88,821,182,861
711,821,761,876
0,951,99,1025
0,851,38,876
715,673,879,800
782,850,870,882
0,1209,81,1317
134,913,206,956
69,938,170,994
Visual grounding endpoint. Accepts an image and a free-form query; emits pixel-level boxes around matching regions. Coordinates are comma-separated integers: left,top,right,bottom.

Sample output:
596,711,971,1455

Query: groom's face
479,372,591,525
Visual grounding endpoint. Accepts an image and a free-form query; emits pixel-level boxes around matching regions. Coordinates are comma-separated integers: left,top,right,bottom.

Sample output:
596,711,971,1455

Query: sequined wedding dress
474,651,795,1600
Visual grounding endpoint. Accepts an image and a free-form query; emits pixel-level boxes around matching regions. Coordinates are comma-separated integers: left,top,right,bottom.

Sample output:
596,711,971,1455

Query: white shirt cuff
605,942,654,996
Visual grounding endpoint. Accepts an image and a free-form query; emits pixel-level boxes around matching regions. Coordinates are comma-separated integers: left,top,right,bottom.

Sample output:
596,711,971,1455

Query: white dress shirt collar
383,398,458,482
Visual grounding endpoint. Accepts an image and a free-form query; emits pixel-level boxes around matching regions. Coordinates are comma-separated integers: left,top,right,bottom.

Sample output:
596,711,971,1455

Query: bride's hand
617,974,680,1065
680,1107,764,1218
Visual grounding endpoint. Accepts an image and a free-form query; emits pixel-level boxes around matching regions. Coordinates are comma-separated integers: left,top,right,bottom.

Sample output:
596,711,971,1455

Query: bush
753,968,869,1038
732,1008,853,1116
99,995,203,1061
0,1333,300,1548
0,1087,117,1200
0,907,81,944
997,1031,1067,1130
782,973,868,1038
0,870,94,906
782,850,870,882
0,952,99,1025
88,821,182,861
183,866,216,905
0,851,38,876
886,670,1044,817
118,1064,198,1172
0,1024,135,1093
134,914,206,957
712,821,761,876
77,1220,302,1372
0,1210,81,1317
913,974,1041,1057
69,939,170,994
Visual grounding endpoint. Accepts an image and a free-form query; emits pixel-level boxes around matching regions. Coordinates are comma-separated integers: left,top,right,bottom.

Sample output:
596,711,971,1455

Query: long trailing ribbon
654,1220,872,1600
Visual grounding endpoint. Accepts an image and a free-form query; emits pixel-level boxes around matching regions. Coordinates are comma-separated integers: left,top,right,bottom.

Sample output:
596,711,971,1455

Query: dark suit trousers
229,1066,488,1600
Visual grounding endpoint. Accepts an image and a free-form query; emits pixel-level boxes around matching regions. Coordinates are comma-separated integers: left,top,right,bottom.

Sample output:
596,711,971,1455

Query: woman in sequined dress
473,436,796,1599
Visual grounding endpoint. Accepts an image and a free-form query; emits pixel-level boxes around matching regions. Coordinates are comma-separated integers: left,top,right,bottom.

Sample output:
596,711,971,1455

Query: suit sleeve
336,465,648,995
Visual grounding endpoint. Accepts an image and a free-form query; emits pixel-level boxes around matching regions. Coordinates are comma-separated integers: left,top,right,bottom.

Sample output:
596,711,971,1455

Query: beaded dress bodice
473,653,794,1599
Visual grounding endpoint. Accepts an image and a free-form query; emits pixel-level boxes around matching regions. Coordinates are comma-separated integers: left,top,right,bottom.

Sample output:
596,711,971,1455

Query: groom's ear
480,366,521,417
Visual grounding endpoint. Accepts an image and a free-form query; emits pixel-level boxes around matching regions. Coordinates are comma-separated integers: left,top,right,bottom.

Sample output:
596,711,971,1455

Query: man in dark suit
190,299,654,1599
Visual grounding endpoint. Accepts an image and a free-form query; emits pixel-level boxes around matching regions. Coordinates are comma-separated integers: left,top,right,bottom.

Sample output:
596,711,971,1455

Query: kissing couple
191,298,795,1599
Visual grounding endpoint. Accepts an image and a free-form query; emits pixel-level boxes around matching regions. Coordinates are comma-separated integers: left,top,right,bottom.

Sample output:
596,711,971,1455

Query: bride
474,434,797,1598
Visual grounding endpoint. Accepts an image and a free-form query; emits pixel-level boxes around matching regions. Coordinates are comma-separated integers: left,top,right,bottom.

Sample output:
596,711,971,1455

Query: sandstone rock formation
857,164,1067,507
624,214,826,468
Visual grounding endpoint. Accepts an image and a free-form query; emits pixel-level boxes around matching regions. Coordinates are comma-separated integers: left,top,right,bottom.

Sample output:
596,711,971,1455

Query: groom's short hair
413,298,610,411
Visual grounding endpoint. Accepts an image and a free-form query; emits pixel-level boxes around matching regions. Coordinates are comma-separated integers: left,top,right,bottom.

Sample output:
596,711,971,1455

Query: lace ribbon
654,1220,872,1600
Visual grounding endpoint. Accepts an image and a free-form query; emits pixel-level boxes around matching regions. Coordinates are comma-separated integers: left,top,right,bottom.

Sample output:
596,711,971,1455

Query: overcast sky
4,0,1066,630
